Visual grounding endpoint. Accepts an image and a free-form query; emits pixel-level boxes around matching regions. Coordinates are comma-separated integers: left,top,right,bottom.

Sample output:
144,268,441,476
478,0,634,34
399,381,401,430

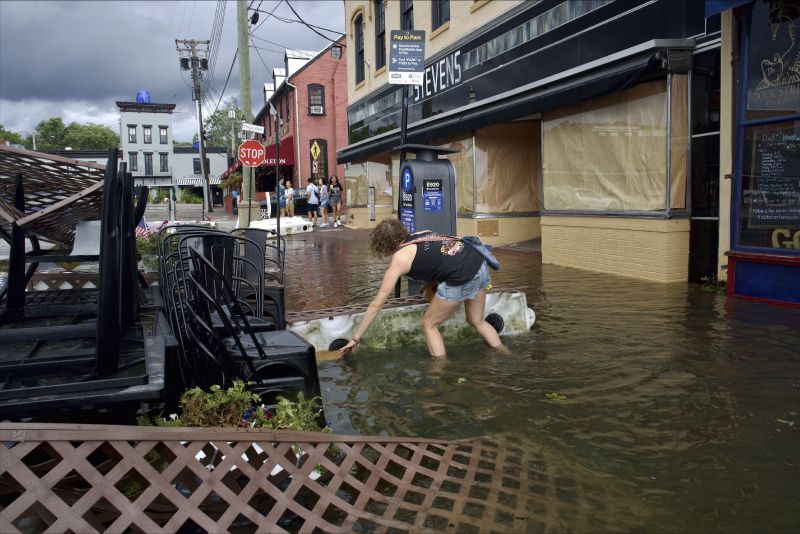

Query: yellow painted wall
345,208,541,246
345,0,523,104
456,217,541,247
345,206,393,229
718,11,734,282
541,216,690,283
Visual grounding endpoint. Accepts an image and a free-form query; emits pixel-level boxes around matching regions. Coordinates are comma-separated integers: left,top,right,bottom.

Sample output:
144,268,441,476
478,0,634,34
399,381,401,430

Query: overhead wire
201,0,227,113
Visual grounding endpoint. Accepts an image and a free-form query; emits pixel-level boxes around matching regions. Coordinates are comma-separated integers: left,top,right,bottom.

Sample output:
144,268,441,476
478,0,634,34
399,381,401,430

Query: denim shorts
435,262,491,302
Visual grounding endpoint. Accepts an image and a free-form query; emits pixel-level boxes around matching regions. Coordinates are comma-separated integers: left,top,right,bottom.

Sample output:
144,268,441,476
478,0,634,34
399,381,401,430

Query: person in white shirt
306,177,320,226
284,179,295,217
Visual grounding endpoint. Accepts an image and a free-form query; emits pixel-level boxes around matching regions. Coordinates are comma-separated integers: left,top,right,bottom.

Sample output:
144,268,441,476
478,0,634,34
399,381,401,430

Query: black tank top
403,231,483,285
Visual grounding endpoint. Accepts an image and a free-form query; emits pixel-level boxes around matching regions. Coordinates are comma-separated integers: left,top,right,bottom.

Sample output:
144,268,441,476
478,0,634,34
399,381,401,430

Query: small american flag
135,217,151,239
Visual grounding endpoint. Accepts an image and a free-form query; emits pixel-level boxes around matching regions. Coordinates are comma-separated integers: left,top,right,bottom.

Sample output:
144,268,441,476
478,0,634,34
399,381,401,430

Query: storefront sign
389,30,426,85
422,179,443,212
746,0,800,113
400,167,416,232
413,50,462,102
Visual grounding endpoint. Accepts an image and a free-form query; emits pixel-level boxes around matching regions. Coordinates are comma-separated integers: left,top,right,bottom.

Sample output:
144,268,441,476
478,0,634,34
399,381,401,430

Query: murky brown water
283,231,800,532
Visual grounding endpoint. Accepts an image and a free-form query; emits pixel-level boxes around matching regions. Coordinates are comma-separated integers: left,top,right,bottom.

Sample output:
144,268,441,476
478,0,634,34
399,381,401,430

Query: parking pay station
396,144,458,235
395,144,459,295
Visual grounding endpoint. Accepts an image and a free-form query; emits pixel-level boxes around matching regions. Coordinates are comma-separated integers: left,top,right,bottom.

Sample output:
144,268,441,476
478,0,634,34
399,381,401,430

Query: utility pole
175,38,214,215
237,0,259,228
227,97,239,167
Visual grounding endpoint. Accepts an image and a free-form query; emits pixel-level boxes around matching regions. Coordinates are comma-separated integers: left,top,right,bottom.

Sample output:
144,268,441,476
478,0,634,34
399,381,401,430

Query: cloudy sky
0,0,345,142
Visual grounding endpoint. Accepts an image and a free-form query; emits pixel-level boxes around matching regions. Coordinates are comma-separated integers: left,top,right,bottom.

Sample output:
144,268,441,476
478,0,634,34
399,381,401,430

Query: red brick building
253,38,348,200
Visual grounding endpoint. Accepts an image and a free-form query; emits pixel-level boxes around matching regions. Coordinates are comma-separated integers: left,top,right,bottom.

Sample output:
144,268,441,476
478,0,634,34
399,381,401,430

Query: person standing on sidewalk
278,179,287,217
318,177,330,227
284,179,295,217
306,177,320,227
329,175,343,227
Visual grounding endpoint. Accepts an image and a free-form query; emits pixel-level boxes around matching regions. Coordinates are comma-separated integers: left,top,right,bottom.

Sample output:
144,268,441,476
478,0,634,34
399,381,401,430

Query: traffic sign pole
389,29,425,296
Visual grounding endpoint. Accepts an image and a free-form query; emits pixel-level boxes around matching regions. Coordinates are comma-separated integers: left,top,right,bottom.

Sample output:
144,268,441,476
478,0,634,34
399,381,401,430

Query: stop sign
238,139,265,167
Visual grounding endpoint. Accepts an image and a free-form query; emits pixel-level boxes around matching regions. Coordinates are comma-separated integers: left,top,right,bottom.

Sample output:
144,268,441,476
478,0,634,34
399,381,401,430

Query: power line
210,47,239,117
272,1,345,41
184,1,196,38
252,0,284,33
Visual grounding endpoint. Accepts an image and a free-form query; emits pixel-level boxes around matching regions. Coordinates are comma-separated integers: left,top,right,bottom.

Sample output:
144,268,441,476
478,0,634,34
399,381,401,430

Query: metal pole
275,113,281,246
395,84,412,297
194,98,209,220
666,72,673,218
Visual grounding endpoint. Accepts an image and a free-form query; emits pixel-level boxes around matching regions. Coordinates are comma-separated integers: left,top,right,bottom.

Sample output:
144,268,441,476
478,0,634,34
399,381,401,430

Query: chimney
264,83,275,104
273,68,286,89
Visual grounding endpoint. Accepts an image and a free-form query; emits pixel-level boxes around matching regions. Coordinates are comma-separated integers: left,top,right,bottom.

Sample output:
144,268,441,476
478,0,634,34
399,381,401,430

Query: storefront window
735,0,800,253
543,80,686,212
431,134,475,214
344,161,367,207
737,120,800,249
745,0,800,122
473,121,540,213
344,154,393,208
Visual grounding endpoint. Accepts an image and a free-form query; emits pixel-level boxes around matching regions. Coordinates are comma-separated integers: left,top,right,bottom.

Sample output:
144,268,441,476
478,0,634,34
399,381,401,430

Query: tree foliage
0,124,26,146
62,122,119,150
2,117,119,151
201,107,242,151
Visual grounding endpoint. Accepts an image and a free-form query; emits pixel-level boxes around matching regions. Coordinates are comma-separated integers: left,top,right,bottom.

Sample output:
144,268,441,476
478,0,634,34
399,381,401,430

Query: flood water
283,231,800,533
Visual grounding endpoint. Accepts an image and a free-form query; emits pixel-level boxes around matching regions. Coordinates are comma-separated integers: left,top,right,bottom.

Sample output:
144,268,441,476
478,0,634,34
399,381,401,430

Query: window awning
175,176,221,186
262,135,294,167
338,39,694,164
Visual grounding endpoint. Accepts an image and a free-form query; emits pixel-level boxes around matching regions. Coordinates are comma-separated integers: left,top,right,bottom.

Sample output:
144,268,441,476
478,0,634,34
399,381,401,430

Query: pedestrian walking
306,177,320,226
318,177,330,227
338,219,505,358
329,175,343,227
284,179,295,217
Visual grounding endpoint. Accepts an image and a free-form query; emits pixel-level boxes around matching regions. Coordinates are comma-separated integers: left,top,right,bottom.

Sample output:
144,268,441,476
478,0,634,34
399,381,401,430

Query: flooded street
284,230,800,532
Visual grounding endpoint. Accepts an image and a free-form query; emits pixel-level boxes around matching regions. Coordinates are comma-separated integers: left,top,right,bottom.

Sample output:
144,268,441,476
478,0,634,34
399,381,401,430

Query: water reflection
288,232,800,532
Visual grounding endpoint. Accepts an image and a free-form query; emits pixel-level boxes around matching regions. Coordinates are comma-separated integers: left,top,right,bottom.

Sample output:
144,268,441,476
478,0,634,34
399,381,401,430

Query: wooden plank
16,179,104,228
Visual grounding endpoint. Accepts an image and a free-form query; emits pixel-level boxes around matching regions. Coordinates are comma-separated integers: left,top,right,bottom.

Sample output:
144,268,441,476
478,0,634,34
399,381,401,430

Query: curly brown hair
369,218,409,257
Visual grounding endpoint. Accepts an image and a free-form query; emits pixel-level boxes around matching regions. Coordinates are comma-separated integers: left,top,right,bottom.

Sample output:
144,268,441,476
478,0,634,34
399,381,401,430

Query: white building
117,100,176,188
116,98,225,202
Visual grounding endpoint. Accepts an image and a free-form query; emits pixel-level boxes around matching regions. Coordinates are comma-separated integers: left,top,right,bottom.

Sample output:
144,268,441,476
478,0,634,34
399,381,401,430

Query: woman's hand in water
338,338,361,357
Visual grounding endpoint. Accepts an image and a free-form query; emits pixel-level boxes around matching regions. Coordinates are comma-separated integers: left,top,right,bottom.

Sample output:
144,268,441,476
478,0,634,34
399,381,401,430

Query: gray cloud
0,0,344,141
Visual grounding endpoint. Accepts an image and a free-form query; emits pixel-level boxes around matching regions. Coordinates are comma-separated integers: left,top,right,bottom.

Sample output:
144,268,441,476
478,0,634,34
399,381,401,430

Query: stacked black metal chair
183,245,320,409
231,227,287,329
158,226,269,391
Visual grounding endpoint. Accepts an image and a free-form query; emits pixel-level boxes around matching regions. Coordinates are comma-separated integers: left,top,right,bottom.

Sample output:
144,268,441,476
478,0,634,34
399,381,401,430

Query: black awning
338,51,658,164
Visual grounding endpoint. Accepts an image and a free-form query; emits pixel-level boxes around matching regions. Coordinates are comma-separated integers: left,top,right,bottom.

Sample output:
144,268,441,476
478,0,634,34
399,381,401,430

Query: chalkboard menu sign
739,121,800,246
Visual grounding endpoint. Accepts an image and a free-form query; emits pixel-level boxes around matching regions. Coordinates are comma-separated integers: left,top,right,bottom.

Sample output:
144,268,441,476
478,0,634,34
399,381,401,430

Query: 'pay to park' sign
389,30,426,85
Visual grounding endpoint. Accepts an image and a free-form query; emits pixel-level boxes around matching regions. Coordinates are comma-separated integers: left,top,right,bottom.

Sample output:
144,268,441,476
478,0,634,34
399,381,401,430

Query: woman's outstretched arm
338,247,414,355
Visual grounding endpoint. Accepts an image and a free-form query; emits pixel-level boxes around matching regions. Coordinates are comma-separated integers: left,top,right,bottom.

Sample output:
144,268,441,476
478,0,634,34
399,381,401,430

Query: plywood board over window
432,134,475,214
345,154,393,208
670,74,688,210
542,79,688,212
474,121,541,214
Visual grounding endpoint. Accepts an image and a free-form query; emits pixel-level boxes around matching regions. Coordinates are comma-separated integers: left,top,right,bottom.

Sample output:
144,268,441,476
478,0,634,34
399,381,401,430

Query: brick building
252,38,348,202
